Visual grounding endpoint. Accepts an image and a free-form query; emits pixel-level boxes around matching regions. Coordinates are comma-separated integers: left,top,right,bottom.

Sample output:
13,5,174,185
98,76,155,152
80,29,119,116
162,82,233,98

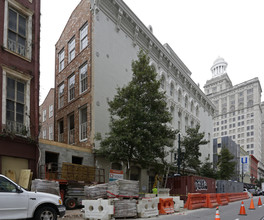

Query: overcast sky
40,0,264,104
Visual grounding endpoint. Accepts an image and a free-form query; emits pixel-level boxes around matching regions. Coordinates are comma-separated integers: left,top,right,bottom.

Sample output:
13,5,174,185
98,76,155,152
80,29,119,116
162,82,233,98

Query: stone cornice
208,77,261,100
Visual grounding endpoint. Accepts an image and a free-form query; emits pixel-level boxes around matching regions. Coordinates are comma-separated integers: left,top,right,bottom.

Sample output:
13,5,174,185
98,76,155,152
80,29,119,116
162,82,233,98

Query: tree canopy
180,124,209,175
217,147,236,180
96,50,177,177
200,156,217,179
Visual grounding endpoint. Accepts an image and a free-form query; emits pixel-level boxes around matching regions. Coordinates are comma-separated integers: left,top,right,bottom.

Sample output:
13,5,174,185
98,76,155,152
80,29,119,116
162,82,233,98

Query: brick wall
40,88,55,140
54,0,93,149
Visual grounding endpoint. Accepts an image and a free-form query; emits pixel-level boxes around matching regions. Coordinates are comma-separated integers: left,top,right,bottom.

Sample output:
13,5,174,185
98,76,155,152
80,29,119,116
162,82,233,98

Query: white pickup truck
0,174,65,220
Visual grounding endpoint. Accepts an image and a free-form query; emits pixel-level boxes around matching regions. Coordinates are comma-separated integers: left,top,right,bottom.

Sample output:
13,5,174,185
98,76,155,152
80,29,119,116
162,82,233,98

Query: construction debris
113,199,137,218
107,179,139,198
31,179,60,196
84,183,108,199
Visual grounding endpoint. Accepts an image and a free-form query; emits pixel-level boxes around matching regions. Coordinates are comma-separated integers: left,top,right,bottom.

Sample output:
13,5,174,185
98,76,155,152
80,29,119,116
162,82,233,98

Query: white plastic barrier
82,198,114,220
171,196,184,212
137,197,159,218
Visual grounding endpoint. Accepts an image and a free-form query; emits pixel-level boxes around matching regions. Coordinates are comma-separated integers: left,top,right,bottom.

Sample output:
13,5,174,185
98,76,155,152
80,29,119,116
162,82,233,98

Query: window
0,176,17,192
247,100,253,107
42,110,46,122
185,96,188,108
49,125,53,140
247,88,253,94
49,105,53,118
178,90,182,103
80,107,87,141
196,106,199,117
160,75,165,90
58,119,64,142
58,49,65,72
191,102,194,113
42,128,46,139
7,8,26,56
68,74,75,101
80,23,88,51
6,77,26,134
58,83,64,108
80,63,88,93
72,156,83,165
170,83,174,97
68,114,75,144
68,37,75,62
4,2,33,59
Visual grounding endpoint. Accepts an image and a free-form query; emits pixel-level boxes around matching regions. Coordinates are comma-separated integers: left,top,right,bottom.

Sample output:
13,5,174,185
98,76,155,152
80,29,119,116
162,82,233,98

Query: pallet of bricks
61,162,95,182
107,179,139,219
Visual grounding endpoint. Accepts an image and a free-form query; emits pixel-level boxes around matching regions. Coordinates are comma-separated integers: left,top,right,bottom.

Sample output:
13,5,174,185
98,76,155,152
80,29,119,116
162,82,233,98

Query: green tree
217,147,236,180
255,178,264,188
200,156,217,179
180,125,209,175
96,50,177,179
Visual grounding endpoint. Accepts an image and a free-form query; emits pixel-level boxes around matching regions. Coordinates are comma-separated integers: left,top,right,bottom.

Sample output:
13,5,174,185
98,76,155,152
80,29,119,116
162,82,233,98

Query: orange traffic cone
258,197,262,206
239,201,247,215
215,206,220,220
249,198,255,210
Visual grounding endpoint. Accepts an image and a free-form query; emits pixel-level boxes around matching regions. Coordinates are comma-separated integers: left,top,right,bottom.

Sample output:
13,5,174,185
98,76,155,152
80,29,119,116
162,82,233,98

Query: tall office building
204,57,262,163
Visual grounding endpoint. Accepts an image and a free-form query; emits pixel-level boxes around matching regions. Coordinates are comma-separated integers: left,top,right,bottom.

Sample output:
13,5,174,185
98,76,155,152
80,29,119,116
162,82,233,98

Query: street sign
240,156,249,173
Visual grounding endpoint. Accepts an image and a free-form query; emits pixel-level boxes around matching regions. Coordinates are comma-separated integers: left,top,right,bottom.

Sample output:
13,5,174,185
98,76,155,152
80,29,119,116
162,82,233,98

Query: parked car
0,174,65,220
248,188,257,196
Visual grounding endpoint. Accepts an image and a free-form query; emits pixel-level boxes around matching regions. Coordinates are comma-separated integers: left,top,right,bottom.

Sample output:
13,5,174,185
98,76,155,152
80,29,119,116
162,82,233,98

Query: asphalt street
60,196,264,220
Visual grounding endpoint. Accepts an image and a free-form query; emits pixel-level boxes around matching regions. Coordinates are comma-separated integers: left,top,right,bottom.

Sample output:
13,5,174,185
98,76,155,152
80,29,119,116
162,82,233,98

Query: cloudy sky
40,0,264,104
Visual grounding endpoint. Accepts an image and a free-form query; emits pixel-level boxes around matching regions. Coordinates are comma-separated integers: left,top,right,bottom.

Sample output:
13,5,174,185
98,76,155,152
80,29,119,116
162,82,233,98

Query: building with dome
204,57,263,182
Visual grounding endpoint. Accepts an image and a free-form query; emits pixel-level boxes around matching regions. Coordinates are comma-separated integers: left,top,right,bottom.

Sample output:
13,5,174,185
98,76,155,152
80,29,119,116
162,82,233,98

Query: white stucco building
204,57,262,163
53,0,215,191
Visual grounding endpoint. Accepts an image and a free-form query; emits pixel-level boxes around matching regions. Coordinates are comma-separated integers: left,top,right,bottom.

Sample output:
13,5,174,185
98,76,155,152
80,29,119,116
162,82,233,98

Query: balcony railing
6,120,27,135
58,133,64,142
8,38,26,56
69,129,75,144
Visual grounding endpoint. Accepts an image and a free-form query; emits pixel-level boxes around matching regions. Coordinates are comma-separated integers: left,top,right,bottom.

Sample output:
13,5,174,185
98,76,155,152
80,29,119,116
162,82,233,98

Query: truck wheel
65,198,77,210
34,206,57,220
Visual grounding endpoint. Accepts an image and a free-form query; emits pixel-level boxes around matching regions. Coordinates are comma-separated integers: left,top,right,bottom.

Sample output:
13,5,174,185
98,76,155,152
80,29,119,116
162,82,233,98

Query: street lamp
177,133,185,175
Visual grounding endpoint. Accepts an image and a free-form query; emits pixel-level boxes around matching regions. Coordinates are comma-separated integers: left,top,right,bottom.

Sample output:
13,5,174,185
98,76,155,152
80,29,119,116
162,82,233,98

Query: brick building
39,88,54,140
0,0,41,179
54,0,214,191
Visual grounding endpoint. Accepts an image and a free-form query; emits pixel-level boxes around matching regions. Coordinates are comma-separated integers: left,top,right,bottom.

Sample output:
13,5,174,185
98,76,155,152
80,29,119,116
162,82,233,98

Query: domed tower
211,57,228,78
204,57,232,96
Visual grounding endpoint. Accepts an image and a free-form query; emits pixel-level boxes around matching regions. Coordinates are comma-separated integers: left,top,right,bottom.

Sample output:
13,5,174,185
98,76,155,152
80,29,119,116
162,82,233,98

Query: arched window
191,120,194,128
160,75,165,90
178,90,182,103
190,101,194,113
170,82,174,97
185,96,188,109
111,162,122,170
196,106,199,117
